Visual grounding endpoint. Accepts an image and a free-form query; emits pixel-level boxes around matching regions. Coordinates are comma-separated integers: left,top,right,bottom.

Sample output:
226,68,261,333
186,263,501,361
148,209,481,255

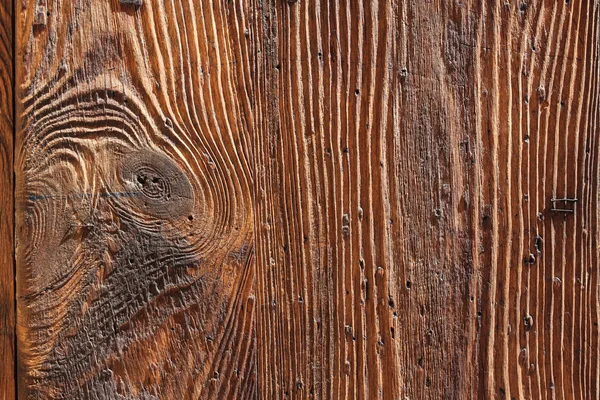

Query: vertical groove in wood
0,0,14,397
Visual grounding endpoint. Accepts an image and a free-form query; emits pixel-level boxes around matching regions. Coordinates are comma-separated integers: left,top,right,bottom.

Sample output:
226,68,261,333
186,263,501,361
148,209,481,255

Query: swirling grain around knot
119,150,195,220
16,0,256,397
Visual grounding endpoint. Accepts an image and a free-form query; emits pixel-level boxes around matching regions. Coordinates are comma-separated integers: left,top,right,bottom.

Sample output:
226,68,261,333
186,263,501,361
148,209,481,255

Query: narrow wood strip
476,1,600,398
0,0,14,397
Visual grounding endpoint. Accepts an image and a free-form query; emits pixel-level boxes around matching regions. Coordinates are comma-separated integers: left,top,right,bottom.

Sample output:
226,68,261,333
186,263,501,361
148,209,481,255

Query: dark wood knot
120,150,194,219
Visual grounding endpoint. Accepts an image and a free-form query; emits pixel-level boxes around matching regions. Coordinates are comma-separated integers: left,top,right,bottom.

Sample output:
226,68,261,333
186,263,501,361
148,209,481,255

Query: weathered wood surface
473,2,600,398
15,0,255,398
0,0,14,398
12,0,600,399
255,0,600,398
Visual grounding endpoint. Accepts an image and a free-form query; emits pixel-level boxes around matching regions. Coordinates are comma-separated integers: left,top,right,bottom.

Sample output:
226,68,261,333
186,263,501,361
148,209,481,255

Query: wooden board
11,0,600,399
253,1,478,398
15,0,255,398
0,0,14,398
473,3,600,398
253,0,600,398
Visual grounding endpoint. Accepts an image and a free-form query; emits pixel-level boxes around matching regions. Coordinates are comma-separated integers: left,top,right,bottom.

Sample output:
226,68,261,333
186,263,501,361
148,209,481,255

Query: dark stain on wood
119,150,194,220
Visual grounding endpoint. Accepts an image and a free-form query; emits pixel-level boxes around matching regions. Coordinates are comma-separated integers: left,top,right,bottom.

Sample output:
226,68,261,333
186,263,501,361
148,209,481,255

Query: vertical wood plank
10,0,600,398
475,1,600,399
15,0,255,398
253,0,600,398
253,0,482,398
0,0,14,397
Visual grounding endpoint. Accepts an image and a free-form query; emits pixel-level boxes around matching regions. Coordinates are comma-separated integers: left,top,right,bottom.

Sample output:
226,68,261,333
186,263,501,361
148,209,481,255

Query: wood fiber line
475,1,600,399
0,0,14,398
15,0,255,398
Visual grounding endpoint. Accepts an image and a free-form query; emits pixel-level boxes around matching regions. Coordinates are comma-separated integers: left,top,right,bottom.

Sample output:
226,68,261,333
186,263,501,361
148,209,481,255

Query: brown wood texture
0,0,14,397
11,0,600,399
15,0,255,398
254,0,600,398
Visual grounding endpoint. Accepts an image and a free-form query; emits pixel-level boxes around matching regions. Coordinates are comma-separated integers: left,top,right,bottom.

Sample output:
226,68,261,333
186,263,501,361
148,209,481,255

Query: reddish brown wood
15,0,255,398
7,0,600,399
252,0,600,398
0,0,14,397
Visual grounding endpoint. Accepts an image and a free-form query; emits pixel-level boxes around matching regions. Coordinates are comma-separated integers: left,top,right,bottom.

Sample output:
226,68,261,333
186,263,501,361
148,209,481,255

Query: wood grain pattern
253,1,480,398
15,0,255,398
253,0,600,399
10,0,600,399
0,0,14,398
476,1,600,399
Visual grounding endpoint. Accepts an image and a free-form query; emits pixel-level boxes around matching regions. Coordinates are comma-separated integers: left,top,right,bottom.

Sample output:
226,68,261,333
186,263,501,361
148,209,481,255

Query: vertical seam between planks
11,0,16,394
9,0,19,394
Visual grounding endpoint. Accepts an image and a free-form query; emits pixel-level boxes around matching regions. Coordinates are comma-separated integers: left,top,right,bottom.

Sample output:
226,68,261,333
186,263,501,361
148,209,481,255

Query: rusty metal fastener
550,197,578,213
